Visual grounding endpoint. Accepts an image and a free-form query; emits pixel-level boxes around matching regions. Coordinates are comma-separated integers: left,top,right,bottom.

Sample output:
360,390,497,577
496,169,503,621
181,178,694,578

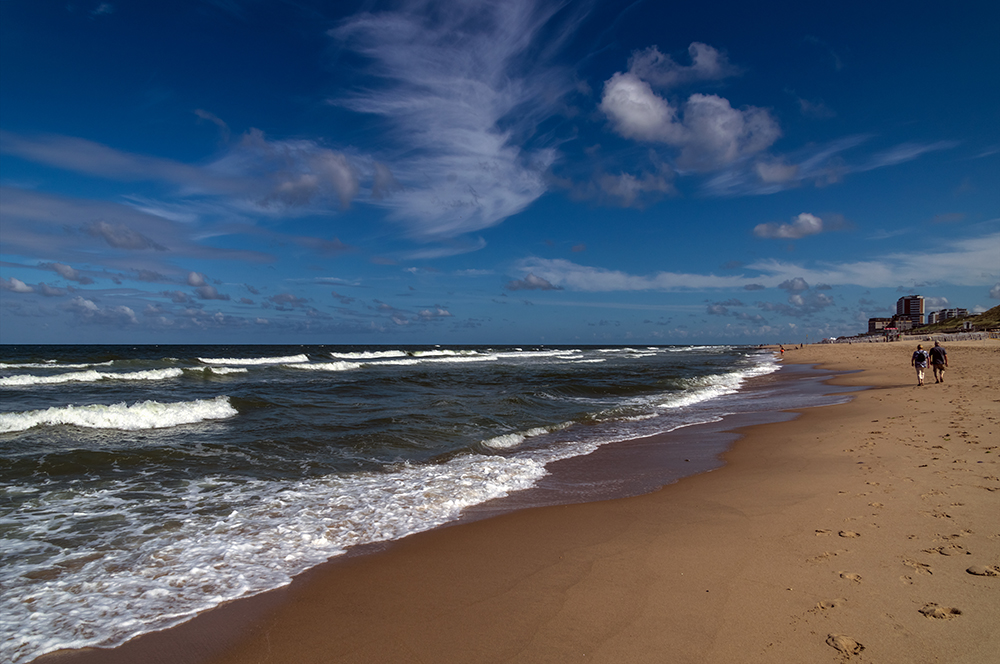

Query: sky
1,0,998,345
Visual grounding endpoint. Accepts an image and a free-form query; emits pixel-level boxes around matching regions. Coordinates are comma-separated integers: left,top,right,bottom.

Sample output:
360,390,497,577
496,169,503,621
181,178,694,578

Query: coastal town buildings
868,317,892,335
896,295,925,326
927,308,969,324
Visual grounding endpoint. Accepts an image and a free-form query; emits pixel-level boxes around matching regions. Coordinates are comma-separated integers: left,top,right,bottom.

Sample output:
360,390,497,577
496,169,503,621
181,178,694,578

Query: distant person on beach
929,341,948,383
779,345,785,355
911,344,929,386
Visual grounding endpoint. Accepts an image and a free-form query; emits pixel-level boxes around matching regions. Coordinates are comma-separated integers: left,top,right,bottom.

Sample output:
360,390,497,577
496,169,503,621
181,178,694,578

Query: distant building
896,295,925,326
890,314,914,331
927,308,969,324
868,317,893,335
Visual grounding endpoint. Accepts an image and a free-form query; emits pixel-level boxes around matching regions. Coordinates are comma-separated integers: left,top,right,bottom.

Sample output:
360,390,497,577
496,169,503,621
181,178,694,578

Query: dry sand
37,339,999,664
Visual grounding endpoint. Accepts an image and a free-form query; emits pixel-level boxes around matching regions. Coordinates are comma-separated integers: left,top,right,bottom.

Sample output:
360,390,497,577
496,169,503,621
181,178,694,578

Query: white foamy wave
185,367,249,375
1,453,546,663
0,396,237,433
369,354,499,367
658,357,779,411
283,361,362,372
0,361,113,370
482,426,553,449
329,350,407,360
198,354,309,365
493,349,581,360
409,349,483,357
0,368,183,387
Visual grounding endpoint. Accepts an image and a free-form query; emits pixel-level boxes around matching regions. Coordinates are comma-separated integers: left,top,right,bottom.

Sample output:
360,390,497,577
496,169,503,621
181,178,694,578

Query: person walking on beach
929,341,948,383
911,344,929,386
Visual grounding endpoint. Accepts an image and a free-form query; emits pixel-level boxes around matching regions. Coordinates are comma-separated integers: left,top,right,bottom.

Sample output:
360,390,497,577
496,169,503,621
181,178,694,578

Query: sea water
0,344,837,662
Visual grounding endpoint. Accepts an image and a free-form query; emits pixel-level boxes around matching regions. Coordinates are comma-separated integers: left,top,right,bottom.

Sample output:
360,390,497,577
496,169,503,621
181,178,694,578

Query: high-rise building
896,295,924,326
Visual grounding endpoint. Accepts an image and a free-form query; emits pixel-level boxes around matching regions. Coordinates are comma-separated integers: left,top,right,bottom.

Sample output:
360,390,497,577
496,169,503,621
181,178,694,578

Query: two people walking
911,341,948,386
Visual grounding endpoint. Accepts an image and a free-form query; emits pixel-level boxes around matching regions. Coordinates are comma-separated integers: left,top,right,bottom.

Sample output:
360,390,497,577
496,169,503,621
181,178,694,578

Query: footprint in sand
966,565,1000,576
924,544,970,556
839,530,861,538
817,598,847,610
919,603,962,619
826,633,864,658
816,529,833,536
903,558,933,575
838,571,863,584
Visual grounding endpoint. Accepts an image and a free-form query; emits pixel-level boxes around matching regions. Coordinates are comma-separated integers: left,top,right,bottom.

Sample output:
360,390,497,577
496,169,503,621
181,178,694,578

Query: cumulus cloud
195,285,230,301
754,213,824,239
759,288,835,317
991,283,1000,299
506,273,562,291
418,308,452,319
64,296,138,325
39,262,94,284
778,277,811,292
187,272,207,287
225,129,360,209
1,277,34,293
599,44,779,172
330,0,581,238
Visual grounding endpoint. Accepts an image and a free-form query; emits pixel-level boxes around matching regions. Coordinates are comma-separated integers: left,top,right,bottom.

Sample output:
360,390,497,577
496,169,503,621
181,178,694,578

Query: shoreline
35,340,999,663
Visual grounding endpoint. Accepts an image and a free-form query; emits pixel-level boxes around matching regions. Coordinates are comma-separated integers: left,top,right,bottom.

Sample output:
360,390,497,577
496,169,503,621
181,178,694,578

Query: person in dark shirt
911,344,929,386
929,341,948,383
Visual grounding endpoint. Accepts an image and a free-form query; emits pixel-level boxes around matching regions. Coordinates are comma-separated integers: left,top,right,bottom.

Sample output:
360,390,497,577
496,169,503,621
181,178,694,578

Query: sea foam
198,354,309,365
0,368,183,387
0,396,237,433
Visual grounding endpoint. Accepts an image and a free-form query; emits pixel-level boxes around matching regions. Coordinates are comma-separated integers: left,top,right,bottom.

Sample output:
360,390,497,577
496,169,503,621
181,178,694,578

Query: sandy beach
37,339,999,664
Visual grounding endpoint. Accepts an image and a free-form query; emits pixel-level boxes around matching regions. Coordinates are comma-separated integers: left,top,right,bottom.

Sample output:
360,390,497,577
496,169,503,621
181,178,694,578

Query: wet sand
37,339,1000,663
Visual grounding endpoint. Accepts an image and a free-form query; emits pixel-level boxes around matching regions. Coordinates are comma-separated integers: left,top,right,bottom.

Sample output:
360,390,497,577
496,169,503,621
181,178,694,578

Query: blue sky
1,0,997,345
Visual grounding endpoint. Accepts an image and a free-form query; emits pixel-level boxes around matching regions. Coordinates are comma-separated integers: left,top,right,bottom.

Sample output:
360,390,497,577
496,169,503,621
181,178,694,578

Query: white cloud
753,159,799,184
513,258,748,291
600,77,780,171
329,0,580,239
707,137,959,197
506,273,562,291
187,272,207,287
64,296,138,325
597,168,675,207
747,232,1000,288
0,129,361,212
40,262,95,284
1,277,34,293
514,231,999,293
754,213,824,239
627,43,740,89
991,283,1000,299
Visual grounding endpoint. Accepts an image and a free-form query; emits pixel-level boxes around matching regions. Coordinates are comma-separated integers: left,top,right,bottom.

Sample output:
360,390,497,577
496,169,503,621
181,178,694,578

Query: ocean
0,344,850,663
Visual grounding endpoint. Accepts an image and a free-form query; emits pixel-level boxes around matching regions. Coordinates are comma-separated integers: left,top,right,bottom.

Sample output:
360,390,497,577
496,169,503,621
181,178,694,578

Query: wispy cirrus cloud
513,230,999,292
329,0,585,239
706,136,959,196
